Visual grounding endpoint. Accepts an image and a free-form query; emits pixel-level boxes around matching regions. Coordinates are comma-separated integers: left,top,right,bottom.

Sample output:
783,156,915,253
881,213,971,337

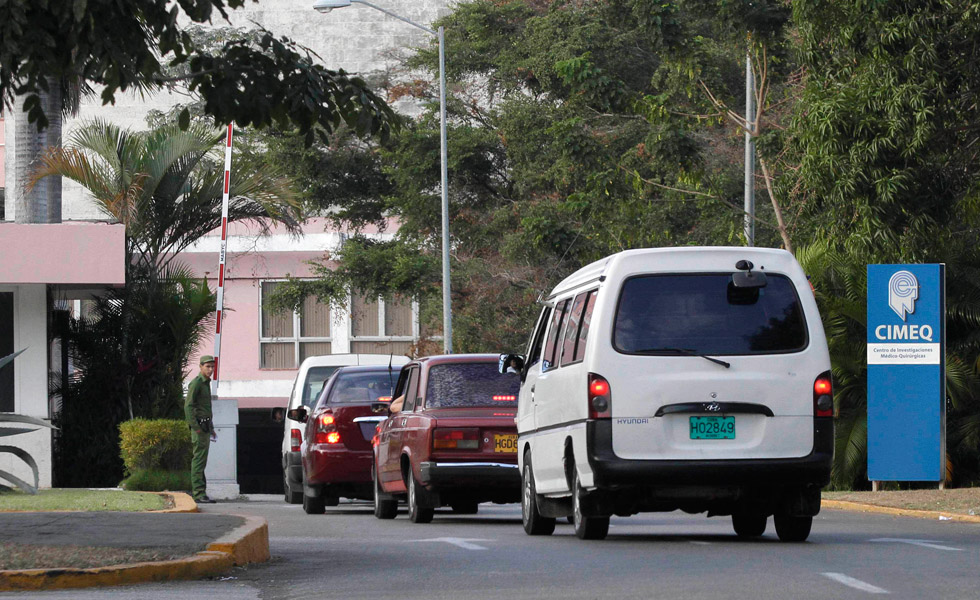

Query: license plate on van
690,416,735,440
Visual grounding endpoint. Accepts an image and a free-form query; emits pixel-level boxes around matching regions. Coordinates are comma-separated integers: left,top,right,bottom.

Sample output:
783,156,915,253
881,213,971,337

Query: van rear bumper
586,418,833,488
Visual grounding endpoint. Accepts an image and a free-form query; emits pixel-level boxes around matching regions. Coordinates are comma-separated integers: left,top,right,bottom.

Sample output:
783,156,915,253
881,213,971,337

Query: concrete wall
0,285,52,488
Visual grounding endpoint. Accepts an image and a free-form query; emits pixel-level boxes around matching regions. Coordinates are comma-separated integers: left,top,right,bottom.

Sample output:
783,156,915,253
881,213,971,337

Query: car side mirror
498,353,526,375
287,407,308,423
270,407,285,424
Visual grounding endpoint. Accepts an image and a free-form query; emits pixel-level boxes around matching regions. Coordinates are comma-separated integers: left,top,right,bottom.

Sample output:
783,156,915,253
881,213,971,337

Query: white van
280,353,410,504
503,247,833,542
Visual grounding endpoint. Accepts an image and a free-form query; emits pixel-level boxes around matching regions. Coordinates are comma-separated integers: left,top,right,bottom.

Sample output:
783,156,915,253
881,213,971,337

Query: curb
155,491,199,514
823,499,980,524
0,512,269,591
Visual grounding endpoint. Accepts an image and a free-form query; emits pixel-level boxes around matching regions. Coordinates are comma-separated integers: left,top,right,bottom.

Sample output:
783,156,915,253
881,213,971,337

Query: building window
259,281,332,369
0,293,13,412
350,291,416,356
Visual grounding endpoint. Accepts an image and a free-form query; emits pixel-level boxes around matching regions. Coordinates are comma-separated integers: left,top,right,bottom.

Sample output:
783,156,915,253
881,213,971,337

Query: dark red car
288,365,398,514
372,354,522,523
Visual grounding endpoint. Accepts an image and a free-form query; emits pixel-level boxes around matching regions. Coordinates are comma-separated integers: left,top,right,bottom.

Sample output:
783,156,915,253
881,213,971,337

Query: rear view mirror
270,407,285,424
287,407,308,423
498,353,526,375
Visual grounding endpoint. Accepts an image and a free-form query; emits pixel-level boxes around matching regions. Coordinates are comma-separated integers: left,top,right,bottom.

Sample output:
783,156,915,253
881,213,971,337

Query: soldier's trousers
190,428,210,500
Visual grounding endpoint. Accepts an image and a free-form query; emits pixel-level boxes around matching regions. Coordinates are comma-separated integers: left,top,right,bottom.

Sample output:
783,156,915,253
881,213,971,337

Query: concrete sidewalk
0,495,270,591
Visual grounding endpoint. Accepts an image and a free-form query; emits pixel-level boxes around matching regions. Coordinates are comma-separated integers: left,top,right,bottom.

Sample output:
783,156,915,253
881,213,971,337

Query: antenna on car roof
387,352,394,394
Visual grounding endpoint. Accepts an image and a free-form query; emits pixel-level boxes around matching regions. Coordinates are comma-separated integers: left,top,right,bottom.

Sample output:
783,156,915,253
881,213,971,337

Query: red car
372,354,522,523
288,365,398,514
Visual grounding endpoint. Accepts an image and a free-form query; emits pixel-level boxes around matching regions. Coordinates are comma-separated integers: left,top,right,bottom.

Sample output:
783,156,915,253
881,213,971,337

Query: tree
791,1,980,487
1,0,397,141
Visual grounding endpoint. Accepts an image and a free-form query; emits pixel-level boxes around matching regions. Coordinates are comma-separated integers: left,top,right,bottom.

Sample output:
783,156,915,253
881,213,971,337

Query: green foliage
120,469,192,493
1,0,397,140
119,419,192,474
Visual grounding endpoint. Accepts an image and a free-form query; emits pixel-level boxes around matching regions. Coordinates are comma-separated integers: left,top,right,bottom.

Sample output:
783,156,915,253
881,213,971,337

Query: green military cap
199,355,215,365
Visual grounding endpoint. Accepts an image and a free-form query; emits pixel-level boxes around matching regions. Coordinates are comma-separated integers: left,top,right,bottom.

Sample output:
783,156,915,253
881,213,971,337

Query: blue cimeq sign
866,264,946,482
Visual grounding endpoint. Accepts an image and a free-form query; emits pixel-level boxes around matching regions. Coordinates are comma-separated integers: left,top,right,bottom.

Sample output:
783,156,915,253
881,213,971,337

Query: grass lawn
823,488,980,515
0,489,168,512
0,543,185,570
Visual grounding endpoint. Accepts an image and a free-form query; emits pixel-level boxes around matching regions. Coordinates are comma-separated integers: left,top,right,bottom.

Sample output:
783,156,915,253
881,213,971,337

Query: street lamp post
313,0,453,354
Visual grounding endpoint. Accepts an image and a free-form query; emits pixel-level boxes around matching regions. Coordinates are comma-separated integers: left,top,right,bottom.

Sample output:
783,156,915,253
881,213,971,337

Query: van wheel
774,514,812,542
302,486,325,515
732,512,767,538
522,454,556,536
373,466,398,520
407,469,434,524
572,472,608,540
284,472,302,504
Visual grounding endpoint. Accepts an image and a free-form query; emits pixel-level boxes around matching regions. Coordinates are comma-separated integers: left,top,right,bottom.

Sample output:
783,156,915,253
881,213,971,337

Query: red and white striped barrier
212,123,234,390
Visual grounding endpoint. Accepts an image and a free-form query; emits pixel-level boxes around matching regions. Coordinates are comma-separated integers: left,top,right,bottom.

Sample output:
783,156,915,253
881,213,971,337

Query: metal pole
438,26,452,354
744,50,755,247
212,123,234,394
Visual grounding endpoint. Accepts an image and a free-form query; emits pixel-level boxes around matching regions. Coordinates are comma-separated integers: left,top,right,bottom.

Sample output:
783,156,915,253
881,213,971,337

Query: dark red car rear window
425,363,520,408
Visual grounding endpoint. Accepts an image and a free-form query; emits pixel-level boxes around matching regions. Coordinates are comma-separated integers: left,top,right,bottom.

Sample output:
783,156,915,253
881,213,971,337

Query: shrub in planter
118,419,191,491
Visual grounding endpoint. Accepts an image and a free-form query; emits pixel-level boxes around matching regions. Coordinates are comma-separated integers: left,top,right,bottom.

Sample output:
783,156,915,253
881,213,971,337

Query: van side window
560,292,590,366
526,306,553,367
403,367,420,411
542,299,570,372
574,290,598,363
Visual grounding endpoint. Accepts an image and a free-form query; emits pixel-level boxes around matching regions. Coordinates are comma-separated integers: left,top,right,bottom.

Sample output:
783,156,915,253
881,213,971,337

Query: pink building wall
0,223,125,284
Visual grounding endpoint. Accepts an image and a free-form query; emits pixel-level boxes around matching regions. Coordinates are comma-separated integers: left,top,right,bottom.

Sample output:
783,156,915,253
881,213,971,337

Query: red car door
380,365,421,490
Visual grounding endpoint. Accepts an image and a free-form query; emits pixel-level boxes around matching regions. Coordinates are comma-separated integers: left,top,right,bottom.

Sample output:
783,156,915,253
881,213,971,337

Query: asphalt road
5,495,978,599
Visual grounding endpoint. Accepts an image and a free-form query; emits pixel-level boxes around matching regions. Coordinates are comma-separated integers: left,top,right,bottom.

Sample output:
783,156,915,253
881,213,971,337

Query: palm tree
32,119,301,272
32,119,302,419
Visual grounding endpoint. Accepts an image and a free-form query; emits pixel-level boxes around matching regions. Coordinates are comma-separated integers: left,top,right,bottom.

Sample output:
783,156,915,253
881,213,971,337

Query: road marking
411,537,492,550
822,573,889,594
870,538,964,552
688,541,712,545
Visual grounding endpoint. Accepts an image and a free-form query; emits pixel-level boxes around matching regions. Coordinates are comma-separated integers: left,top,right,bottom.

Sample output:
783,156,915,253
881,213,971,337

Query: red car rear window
425,363,520,408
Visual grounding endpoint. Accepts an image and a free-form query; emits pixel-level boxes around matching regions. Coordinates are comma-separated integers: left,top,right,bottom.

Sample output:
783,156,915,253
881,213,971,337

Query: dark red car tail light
814,371,834,418
588,373,612,419
290,428,302,452
314,410,342,445
433,428,479,450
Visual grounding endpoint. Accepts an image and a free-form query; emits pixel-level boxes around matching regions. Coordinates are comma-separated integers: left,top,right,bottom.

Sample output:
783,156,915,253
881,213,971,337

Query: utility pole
744,48,756,247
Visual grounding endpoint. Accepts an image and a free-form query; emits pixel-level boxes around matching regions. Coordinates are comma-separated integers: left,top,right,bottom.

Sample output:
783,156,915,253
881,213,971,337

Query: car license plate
494,434,518,453
690,416,735,440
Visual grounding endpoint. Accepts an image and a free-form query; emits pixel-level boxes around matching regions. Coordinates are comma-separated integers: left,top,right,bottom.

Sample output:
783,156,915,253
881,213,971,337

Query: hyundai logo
704,402,721,412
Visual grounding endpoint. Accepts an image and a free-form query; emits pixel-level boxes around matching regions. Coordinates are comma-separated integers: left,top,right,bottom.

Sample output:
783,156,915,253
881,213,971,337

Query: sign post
866,264,946,485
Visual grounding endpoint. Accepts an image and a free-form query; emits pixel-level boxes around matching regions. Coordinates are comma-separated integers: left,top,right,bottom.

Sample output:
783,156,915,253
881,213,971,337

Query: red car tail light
290,428,302,452
433,428,479,450
492,395,516,402
314,410,342,445
814,371,834,418
588,373,612,419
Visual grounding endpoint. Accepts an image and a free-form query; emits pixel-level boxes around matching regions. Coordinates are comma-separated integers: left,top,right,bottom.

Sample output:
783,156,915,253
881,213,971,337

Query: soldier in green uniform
185,355,217,503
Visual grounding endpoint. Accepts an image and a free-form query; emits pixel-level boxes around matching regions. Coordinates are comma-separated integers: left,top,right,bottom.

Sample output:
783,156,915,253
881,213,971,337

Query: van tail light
433,428,480,450
813,372,834,418
588,373,612,419
314,410,342,445
290,428,302,452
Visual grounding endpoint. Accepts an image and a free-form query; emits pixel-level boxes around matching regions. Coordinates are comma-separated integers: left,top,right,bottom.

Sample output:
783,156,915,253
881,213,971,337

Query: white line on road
822,573,890,594
869,538,964,552
688,541,712,545
411,537,492,550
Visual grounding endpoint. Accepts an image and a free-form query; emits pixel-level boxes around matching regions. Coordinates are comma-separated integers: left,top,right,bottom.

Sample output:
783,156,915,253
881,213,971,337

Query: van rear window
613,274,807,356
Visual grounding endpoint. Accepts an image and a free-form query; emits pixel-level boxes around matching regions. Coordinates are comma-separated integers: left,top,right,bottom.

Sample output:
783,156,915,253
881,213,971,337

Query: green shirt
185,374,213,427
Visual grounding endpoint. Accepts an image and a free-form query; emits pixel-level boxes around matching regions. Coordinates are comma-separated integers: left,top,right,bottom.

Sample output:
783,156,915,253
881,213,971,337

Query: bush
119,419,191,474
120,469,191,492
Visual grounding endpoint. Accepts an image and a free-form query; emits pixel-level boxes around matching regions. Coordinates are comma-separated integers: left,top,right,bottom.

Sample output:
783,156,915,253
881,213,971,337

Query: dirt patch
0,543,188,570
823,488,980,515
